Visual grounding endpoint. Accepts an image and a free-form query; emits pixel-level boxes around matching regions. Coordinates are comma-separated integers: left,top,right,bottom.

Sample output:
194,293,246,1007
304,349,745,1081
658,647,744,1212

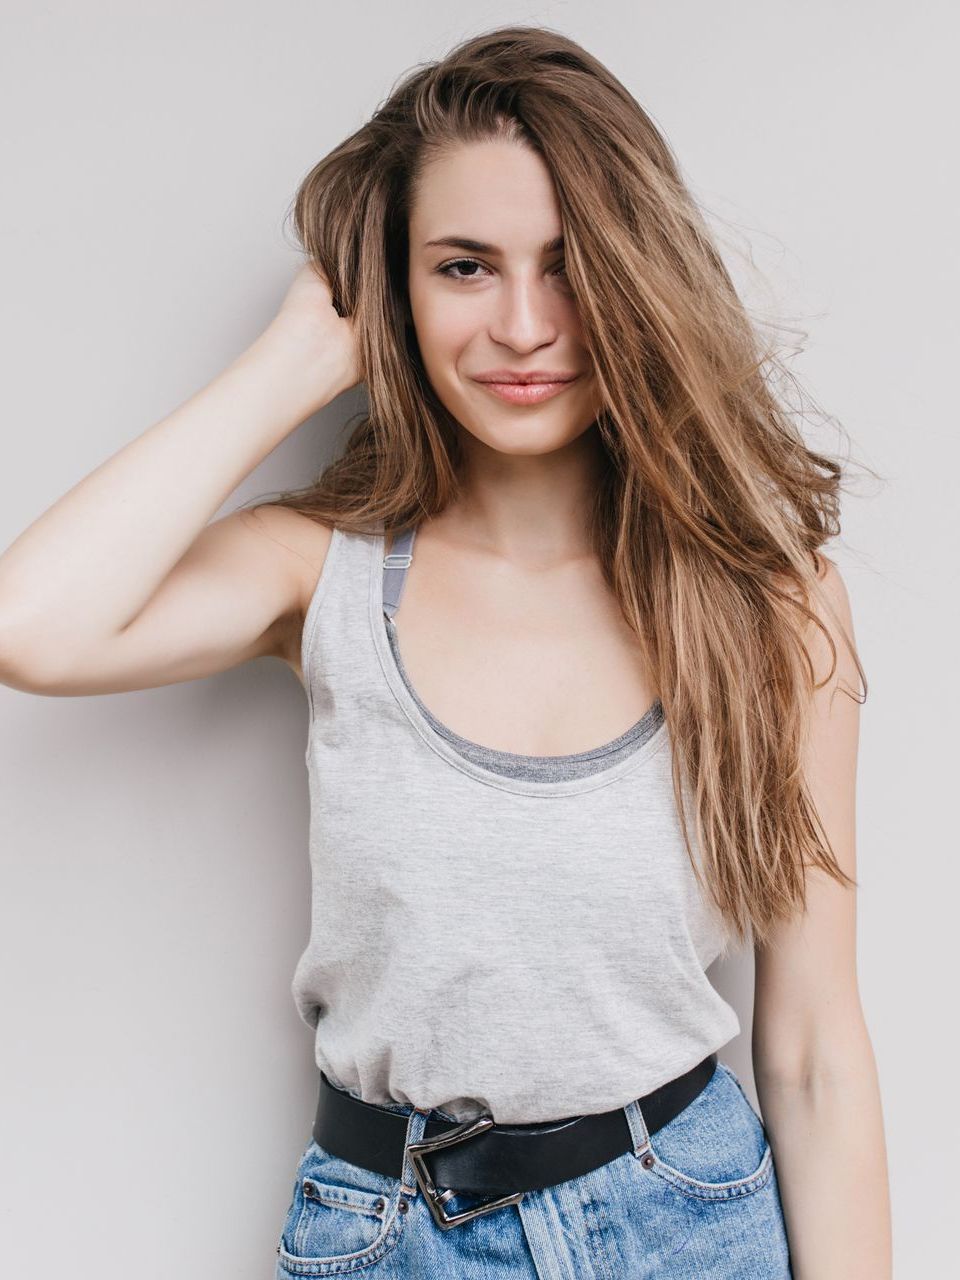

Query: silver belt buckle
406,1114,526,1230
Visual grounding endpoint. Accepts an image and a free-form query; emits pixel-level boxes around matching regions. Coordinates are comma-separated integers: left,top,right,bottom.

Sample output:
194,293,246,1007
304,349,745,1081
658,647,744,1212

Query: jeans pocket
276,1139,408,1274
640,1060,774,1202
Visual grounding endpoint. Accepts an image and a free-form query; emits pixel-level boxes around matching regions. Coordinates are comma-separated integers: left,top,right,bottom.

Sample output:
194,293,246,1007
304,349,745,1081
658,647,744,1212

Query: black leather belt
312,1053,717,1230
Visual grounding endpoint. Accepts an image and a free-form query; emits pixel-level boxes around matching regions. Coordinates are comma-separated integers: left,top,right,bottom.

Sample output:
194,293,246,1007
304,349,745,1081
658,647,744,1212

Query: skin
377,138,660,754
0,138,891,1277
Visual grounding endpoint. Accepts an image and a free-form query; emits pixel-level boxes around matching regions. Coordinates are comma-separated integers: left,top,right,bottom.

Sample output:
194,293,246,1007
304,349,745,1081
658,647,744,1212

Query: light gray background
1,2,954,1274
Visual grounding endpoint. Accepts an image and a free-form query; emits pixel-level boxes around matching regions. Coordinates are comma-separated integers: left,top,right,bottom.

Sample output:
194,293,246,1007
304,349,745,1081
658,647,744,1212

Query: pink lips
474,376,579,405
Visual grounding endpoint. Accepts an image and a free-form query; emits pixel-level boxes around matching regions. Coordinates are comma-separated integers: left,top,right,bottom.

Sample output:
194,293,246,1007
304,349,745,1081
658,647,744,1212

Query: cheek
560,297,589,344
413,304,475,370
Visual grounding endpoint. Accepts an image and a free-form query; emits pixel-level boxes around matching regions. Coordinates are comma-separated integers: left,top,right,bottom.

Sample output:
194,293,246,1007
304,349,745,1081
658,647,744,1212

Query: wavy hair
255,24,870,950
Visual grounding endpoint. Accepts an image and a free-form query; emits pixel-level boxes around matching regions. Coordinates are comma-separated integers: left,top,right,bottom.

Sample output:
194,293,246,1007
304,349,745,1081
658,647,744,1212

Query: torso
280,511,660,757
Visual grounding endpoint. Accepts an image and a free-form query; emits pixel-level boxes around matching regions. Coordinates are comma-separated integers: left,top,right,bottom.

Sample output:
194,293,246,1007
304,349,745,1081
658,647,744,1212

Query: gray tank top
293,523,740,1124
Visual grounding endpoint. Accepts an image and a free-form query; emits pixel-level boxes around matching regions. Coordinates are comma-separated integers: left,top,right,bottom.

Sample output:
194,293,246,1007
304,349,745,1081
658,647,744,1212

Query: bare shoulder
801,554,860,697
236,504,335,590
236,504,335,679
772,553,859,693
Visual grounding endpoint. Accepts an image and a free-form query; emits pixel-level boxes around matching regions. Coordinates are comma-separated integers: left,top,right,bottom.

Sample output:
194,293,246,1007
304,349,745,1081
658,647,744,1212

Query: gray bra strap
382,524,417,620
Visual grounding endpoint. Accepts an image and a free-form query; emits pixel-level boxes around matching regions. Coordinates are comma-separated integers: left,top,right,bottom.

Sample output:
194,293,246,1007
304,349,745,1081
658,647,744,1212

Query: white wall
1,2,953,1273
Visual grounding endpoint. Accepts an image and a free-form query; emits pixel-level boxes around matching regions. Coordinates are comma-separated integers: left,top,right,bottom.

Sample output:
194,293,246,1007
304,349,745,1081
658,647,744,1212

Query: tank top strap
382,524,416,620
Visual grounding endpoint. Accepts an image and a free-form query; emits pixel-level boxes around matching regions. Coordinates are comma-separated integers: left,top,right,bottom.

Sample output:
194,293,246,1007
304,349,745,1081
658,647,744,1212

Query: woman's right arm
0,262,358,696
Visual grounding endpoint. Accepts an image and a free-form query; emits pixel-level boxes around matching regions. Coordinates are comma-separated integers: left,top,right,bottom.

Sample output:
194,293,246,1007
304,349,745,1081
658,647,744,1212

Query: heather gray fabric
293,524,740,1124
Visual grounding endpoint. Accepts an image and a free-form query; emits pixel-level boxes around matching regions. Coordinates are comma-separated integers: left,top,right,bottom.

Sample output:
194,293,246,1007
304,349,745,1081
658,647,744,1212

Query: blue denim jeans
275,1060,793,1278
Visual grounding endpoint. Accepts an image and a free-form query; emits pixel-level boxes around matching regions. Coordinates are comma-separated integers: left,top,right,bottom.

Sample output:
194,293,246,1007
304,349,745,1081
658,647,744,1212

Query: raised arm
0,263,356,695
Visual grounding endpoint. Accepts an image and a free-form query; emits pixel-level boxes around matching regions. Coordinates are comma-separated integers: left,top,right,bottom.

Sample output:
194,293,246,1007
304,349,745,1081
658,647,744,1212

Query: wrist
244,319,353,419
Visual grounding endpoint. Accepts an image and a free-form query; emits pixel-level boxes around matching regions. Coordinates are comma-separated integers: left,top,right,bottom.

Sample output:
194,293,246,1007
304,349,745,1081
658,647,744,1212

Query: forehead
409,139,563,247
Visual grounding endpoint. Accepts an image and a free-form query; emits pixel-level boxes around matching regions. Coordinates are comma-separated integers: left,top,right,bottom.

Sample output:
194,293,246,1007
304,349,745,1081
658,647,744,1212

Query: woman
0,25,890,1280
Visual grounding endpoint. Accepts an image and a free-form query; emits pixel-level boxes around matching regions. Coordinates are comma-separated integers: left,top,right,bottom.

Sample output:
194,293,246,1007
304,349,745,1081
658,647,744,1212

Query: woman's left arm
752,558,892,1279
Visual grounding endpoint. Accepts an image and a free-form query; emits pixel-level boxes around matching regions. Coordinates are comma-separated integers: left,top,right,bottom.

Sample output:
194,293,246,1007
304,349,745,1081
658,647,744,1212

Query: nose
487,272,561,352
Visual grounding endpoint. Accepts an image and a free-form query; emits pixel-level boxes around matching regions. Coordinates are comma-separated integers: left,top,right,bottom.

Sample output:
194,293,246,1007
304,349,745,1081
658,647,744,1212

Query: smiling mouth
472,376,580,404
473,374,580,385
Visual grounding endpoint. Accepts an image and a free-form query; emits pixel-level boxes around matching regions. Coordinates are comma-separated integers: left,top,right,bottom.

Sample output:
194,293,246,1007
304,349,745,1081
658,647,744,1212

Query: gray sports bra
381,524,664,782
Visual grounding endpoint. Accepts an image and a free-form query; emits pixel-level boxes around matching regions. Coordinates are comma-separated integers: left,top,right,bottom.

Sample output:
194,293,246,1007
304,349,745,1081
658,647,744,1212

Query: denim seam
647,1142,774,1202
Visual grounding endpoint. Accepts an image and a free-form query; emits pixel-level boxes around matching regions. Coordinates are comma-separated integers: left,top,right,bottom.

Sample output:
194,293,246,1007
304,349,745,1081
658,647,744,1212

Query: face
406,139,602,457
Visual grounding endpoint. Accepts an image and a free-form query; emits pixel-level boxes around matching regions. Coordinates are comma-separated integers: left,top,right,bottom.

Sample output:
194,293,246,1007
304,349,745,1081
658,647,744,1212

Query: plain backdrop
1,2,955,1274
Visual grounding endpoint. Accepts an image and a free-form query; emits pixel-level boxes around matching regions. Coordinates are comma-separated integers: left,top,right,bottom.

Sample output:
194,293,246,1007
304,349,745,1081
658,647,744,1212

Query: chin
457,413,596,457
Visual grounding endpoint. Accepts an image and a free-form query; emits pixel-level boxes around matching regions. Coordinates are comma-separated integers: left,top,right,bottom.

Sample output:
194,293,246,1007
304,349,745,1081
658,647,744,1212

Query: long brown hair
253,24,871,950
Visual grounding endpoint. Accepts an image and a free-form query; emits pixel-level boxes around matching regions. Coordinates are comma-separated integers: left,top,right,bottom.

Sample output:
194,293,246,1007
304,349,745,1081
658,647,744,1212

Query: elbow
0,621,71,695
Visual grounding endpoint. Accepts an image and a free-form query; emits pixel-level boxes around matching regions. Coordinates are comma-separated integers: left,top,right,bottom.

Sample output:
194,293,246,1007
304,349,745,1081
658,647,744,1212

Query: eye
435,258,491,282
434,258,568,283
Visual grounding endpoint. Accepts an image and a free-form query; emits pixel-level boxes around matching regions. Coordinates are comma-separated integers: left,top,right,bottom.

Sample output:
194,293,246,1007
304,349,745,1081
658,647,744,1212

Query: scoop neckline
366,529,669,797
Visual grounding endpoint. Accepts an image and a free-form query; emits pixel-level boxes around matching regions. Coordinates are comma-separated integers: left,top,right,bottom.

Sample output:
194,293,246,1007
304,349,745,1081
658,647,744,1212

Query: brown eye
436,258,489,281
435,259,568,282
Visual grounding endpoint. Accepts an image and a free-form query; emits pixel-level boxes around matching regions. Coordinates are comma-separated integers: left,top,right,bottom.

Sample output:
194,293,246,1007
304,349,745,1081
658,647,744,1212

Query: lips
474,376,580,405
474,372,579,384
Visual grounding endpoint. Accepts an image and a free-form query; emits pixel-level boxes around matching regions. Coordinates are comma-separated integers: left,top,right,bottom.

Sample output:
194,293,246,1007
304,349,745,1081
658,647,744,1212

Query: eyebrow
422,235,564,255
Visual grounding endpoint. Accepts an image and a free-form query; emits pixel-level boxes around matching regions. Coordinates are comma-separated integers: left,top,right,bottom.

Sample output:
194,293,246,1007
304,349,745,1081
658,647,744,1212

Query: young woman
0,25,890,1280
